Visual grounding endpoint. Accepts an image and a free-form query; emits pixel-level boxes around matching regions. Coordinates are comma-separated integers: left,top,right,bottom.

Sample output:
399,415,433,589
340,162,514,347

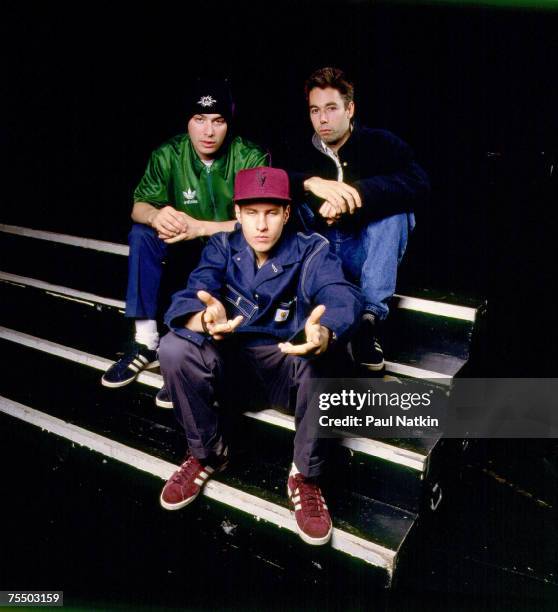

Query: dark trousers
159,332,349,478
125,223,202,320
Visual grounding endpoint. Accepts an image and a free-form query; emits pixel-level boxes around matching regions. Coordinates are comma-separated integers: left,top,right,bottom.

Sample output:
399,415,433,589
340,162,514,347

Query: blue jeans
297,204,415,320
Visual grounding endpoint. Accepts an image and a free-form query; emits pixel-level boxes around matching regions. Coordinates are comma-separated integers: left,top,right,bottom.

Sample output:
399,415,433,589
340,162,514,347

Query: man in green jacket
101,79,269,406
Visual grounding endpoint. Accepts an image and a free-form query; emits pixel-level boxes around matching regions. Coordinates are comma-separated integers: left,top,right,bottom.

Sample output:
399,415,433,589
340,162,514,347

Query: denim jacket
164,225,363,346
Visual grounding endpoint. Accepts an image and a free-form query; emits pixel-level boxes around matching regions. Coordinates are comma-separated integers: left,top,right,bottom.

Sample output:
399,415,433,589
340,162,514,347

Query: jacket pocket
223,284,258,320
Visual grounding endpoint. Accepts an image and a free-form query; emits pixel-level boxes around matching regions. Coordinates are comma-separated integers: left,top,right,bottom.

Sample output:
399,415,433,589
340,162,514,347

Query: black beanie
186,79,234,124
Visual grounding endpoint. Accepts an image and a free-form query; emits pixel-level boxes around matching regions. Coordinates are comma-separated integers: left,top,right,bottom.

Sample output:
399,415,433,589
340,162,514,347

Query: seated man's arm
304,131,430,224
162,145,270,243
279,240,364,356
164,235,241,341
132,201,189,239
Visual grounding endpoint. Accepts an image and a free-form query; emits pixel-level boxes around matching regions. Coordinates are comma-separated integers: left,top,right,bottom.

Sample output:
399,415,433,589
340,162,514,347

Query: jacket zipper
205,166,217,218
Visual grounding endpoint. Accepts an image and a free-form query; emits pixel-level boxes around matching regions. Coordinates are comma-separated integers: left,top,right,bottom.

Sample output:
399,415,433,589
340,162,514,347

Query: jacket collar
311,122,362,157
188,135,231,176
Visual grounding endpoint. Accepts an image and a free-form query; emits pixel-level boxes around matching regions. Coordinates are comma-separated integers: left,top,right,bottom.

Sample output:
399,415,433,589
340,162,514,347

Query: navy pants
159,332,350,478
125,223,202,320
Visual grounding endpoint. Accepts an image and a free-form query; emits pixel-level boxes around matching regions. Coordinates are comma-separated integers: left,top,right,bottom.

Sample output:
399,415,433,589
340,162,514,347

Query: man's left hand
161,213,207,243
278,305,331,356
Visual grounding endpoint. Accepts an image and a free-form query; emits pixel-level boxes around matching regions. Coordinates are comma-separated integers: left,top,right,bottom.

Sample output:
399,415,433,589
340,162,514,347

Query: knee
364,213,407,239
128,223,158,248
158,333,191,374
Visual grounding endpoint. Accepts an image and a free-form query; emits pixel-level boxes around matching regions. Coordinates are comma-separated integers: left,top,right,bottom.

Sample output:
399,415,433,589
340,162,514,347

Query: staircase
0,223,485,590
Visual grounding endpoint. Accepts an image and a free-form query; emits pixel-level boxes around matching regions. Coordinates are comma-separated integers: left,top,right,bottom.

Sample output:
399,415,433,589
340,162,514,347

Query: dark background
2,0,557,372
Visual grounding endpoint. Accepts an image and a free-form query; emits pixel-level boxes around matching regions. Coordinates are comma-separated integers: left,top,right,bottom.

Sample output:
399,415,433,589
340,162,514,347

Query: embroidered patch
198,95,216,108
274,308,290,322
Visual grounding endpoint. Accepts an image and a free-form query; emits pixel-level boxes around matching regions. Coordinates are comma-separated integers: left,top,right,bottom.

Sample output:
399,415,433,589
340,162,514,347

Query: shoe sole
101,360,160,388
360,360,385,372
287,485,333,546
155,396,174,409
159,489,200,511
159,462,229,511
154,386,173,409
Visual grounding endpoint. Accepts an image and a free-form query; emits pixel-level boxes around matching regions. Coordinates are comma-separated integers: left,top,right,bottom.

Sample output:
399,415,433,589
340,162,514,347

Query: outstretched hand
197,290,243,340
278,305,330,356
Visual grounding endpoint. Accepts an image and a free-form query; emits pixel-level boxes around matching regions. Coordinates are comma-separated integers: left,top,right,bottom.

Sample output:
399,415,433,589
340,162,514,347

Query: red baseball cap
234,167,291,204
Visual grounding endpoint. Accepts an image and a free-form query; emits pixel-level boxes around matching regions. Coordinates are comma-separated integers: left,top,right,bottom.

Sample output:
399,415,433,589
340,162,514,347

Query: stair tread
0,283,445,463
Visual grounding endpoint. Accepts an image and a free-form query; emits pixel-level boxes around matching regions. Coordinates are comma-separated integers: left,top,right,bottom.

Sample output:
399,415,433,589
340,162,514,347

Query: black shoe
354,312,385,371
155,386,173,409
101,341,159,388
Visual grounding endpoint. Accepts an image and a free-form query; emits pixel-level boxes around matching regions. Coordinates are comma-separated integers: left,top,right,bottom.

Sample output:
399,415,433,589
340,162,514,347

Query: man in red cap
157,166,363,546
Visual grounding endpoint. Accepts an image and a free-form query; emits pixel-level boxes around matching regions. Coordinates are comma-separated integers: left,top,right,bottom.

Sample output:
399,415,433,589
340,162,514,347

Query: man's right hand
148,205,189,240
303,177,362,217
195,290,243,340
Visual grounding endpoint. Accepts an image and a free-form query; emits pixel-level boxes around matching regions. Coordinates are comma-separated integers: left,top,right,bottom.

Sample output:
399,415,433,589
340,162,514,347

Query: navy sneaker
354,312,385,371
101,342,159,388
155,386,173,409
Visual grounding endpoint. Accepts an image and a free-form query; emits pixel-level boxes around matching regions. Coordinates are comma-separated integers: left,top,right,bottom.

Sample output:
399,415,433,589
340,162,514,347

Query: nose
319,110,328,124
256,213,268,232
204,120,215,136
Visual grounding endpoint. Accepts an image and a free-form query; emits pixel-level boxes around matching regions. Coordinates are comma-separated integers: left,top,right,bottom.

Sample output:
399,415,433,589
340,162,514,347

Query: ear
347,101,355,120
234,204,241,223
283,205,290,224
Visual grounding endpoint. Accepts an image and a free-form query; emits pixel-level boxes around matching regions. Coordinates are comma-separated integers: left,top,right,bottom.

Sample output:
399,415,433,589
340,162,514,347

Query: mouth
200,140,216,147
319,129,332,136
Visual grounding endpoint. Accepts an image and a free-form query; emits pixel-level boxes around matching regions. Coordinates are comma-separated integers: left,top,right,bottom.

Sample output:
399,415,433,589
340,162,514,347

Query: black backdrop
2,1,557,372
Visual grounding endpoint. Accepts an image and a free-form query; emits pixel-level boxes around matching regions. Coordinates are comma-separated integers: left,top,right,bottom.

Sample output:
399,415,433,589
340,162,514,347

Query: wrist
201,310,210,334
197,221,208,238
146,210,158,228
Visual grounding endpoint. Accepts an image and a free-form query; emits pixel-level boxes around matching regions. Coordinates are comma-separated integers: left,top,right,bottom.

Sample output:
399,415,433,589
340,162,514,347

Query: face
187,114,228,160
235,202,290,264
308,87,354,150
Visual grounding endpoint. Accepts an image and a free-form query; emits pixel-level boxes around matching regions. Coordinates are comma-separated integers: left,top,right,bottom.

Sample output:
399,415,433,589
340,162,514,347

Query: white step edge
391,294,477,322
0,271,453,390
0,326,427,472
0,395,399,575
0,271,126,310
384,361,452,386
0,223,129,256
0,223,477,322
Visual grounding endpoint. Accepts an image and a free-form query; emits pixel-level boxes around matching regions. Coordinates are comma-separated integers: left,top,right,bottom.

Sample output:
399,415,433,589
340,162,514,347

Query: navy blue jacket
286,124,430,228
164,226,363,346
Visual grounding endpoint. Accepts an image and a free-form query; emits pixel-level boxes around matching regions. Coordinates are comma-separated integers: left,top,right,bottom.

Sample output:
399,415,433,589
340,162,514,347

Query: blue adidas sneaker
101,341,159,388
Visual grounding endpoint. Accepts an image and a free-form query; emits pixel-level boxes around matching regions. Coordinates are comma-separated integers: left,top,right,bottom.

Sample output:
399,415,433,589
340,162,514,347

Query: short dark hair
304,67,355,107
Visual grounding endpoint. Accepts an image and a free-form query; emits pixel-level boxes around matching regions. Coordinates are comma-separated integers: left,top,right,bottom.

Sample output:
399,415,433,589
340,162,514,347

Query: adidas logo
183,188,198,205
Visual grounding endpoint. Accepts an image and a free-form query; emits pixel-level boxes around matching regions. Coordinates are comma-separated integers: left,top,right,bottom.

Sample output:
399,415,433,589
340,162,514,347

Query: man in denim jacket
158,166,363,546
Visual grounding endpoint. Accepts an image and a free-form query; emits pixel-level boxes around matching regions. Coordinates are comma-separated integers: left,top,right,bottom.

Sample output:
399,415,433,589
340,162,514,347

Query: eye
310,108,319,115
214,118,226,125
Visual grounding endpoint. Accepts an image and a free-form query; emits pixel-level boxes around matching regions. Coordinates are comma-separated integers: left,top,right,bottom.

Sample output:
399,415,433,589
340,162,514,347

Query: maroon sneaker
287,473,332,546
160,449,228,511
